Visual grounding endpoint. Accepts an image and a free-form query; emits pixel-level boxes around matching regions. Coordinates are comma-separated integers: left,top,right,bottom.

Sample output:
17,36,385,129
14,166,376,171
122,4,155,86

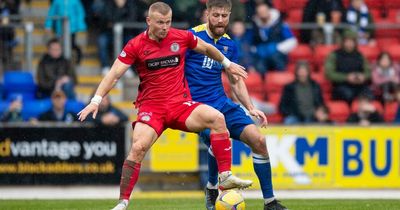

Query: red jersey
118,28,198,106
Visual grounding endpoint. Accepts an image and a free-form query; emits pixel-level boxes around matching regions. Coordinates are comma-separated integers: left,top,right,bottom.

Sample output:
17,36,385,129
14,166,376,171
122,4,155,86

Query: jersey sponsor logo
170,42,180,52
120,51,126,57
202,56,215,69
146,55,180,70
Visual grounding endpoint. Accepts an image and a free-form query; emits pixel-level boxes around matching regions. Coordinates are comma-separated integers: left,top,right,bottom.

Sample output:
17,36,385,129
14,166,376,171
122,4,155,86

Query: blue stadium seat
21,99,52,120
3,71,36,101
66,100,85,114
0,100,10,116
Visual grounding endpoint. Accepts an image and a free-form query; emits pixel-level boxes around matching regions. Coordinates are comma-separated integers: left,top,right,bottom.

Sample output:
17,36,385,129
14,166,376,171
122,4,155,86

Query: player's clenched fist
77,103,99,121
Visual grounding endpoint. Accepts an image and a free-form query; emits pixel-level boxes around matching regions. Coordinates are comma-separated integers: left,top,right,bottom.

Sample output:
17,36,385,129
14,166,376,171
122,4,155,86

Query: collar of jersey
205,24,222,44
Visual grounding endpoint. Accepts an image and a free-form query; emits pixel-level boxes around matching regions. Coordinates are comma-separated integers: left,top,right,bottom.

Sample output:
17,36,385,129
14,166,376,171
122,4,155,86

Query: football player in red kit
77,2,252,210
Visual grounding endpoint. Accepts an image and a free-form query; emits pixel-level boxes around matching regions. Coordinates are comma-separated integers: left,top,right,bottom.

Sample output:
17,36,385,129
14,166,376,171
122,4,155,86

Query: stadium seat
386,9,400,23
326,101,350,123
374,19,400,38
264,72,295,94
365,0,384,9
244,71,264,100
21,99,52,120
288,44,313,64
358,45,380,62
385,44,400,61
266,113,283,124
383,102,399,122
311,72,331,95
370,9,384,22
221,73,231,97
273,0,286,13
284,0,308,10
313,45,338,67
377,38,400,51
3,71,36,101
384,0,400,8
286,8,303,24
66,100,85,114
267,91,282,106
0,100,10,116
351,100,384,114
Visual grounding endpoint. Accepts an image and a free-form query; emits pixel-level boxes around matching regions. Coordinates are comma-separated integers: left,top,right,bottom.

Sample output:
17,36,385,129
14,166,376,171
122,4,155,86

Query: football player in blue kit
185,0,288,210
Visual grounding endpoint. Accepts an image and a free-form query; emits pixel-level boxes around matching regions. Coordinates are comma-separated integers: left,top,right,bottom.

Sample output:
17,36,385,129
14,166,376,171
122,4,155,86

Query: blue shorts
199,99,254,147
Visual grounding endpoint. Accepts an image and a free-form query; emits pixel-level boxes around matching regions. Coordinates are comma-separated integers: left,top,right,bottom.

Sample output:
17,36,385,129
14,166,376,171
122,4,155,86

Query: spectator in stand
38,90,77,122
279,61,325,124
347,93,383,125
0,96,23,122
230,20,253,69
97,0,140,75
89,94,128,127
36,38,77,99
372,52,400,102
346,0,375,45
325,30,371,104
250,3,297,77
313,105,333,124
0,0,20,72
301,0,345,45
45,0,87,65
394,85,400,123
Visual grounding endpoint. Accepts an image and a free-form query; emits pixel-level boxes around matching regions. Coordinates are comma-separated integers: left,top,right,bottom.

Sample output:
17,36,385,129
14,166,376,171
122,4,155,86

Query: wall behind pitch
231,126,400,189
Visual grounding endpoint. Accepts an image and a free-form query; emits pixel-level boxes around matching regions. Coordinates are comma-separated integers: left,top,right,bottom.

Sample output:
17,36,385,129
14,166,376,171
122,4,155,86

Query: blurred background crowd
1,0,400,126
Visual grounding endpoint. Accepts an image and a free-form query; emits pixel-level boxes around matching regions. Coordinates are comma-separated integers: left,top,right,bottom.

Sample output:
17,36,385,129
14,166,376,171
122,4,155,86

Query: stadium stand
326,100,351,123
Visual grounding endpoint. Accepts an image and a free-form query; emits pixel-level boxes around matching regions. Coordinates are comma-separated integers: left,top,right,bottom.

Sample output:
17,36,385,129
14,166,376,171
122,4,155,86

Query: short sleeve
118,40,137,65
186,31,198,49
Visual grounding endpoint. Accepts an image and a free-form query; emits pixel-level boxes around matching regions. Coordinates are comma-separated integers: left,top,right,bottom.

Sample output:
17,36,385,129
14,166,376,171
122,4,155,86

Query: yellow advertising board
150,129,198,172
231,126,400,189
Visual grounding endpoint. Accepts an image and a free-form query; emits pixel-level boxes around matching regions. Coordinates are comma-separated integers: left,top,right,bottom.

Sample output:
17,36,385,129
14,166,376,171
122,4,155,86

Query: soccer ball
215,190,245,210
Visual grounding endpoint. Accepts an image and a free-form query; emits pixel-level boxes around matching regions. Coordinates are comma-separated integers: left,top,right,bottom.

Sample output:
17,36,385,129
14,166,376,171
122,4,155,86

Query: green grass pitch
1,199,399,210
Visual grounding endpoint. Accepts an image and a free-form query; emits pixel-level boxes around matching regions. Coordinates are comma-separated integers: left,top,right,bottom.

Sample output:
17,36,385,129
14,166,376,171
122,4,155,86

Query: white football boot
111,199,128,210
218,171,253,190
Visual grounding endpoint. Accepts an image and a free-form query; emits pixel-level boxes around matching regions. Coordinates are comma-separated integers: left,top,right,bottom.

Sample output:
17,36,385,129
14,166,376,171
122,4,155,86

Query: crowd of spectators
1,0,400,125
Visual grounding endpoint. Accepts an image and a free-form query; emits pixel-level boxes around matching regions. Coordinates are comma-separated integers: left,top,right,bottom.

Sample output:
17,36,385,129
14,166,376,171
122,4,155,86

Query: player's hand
249,109,268,128
77,103,99,121
225,62,248,80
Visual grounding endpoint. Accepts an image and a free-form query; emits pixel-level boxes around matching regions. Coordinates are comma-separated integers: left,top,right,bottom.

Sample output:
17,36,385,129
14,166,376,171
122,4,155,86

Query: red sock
119,159,141,200
210,132,232,173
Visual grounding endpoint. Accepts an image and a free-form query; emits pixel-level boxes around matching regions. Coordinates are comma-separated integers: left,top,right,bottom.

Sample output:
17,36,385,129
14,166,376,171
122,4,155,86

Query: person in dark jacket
279,61,325,124
90,94,128,127
36,38,77,99
347,93,383,125
325,30,372,104
38,90,78,122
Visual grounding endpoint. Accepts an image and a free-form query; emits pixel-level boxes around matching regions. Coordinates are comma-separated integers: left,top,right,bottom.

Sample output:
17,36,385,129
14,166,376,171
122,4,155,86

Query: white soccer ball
215,189,246,210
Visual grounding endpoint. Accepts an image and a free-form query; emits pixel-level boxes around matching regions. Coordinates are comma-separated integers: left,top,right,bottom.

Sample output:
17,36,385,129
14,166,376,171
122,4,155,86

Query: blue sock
207,147,219,186
253,153,274,199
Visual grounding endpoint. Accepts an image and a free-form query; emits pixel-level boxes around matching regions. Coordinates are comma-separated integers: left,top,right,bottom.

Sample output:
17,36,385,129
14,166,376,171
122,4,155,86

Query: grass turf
0,199,399,210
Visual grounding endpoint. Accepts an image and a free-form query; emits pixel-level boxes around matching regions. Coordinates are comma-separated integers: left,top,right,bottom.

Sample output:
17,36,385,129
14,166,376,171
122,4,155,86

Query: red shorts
133,100,201,136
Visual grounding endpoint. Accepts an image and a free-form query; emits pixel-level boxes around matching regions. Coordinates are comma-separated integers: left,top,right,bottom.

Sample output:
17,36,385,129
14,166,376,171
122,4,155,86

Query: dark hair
47,38,60,47
149,2,172,15
206,0,232,10
377,52,393,66
318,105,330,114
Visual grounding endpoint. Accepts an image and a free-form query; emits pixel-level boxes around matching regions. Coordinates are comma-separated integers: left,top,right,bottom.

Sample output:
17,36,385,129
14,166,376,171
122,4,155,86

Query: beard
208,22,228,37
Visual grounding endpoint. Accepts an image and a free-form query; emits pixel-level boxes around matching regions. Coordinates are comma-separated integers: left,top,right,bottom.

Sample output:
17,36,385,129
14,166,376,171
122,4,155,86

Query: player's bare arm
193,37,247,80
226,73,268,127
78,59,130,121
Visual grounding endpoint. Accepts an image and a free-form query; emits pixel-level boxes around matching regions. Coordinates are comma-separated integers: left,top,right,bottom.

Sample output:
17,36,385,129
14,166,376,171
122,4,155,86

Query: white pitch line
0,187,400,200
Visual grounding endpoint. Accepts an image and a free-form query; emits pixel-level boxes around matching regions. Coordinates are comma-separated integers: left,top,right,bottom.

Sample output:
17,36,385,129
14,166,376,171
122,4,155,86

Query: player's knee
130,142,148,162
211,112,226,130
251,135,268,156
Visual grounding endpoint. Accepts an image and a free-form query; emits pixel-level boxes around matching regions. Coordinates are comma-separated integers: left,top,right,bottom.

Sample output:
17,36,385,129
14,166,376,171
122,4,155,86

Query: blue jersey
185,24,239,110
